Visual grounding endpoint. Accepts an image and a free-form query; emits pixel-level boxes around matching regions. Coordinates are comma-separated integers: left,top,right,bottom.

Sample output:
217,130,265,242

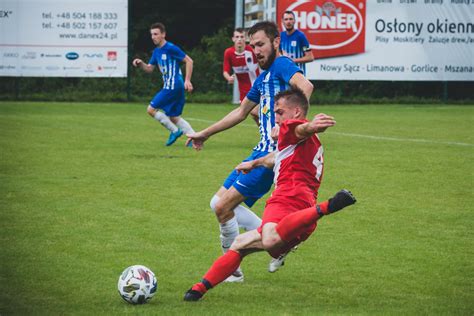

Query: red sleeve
223,48,232,73
278,119,308,149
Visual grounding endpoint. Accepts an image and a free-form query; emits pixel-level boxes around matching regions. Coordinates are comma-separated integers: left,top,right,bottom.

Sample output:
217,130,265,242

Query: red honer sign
277,0,366,59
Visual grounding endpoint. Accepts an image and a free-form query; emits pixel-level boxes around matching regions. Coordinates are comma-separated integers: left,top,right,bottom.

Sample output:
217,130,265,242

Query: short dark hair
248,21,280,42
283,11,295,18
150,22,165,33
234,27,245,34
275,88,309,116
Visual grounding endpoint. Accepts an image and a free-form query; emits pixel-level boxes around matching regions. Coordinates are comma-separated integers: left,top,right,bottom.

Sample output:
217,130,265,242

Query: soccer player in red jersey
184,88,356,301
223,28,260,123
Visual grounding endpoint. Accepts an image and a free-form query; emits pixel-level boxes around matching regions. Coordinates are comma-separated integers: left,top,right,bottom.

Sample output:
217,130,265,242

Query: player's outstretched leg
274,190,357,250
268,190,356,273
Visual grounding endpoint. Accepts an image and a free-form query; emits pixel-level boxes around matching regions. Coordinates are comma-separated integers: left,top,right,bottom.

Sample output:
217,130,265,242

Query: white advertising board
0,0,128,77
277,0,474,81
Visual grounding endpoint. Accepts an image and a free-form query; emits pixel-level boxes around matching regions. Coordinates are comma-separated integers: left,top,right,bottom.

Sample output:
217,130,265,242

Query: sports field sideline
1,101,472,315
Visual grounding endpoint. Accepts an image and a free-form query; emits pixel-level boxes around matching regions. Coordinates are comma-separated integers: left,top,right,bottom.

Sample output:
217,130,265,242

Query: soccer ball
117,265,157,304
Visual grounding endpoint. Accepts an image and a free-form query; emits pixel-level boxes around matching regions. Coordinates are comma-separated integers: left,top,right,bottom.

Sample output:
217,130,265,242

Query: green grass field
1,101,473,315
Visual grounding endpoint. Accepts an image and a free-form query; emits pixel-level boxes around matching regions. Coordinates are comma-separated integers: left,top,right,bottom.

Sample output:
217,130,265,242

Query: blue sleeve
275,57,302,83
169,44,186,62
279,31,285,51
246,75,262,104
148,49,158,65
299,32,310,51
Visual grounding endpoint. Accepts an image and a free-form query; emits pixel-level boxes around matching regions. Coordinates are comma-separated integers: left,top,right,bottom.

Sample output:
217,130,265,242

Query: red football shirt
270,119,324,203
223,45,260,101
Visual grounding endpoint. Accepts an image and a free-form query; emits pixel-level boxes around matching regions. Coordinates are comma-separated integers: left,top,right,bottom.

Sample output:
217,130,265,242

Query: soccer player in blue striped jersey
186,21,314,280
280,11,314,75
133,22,195,146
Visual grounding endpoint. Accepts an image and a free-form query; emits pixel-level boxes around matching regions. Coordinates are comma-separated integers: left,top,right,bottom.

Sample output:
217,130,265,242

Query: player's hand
184,80,193,92
132,59,143,67
311,113,336,133
235,161,255,174
271,125,280,141
186,131,208,151
227,76,235,84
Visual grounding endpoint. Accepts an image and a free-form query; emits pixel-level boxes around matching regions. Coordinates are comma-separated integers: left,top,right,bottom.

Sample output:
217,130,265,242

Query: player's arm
222,51,234,84
294,113,336,140
182,55,194,92
132,58,155,73
293,50,314,64
289,72,313,101
235,152,276,174
186,97,257,150
223,71,234,84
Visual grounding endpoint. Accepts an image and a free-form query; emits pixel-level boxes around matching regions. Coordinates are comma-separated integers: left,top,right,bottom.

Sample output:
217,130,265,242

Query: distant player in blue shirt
132,22,195,146
280,11,314,75
186,21,314,279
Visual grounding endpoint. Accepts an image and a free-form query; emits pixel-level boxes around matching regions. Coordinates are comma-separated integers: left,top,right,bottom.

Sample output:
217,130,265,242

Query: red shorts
257,194,317,257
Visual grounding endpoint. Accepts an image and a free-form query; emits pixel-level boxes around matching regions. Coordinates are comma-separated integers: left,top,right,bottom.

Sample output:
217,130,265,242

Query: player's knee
261,232,280,251
214,201,233,223
146,106,156,117
210,195,219,212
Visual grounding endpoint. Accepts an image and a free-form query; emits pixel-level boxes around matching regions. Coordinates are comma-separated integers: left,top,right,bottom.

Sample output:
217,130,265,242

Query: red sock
275,201,328,243
318,200,329,214
192,250,242,293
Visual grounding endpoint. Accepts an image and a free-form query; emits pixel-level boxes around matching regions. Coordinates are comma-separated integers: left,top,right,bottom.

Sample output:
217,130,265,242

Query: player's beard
260,46,276,70
285,25,294,32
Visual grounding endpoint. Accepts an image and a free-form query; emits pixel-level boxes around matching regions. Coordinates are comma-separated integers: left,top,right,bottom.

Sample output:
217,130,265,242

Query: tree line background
0,0,472,104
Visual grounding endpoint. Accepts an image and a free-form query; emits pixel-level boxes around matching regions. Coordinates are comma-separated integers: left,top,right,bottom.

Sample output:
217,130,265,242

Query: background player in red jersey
223,28,260,123
184,88,356,301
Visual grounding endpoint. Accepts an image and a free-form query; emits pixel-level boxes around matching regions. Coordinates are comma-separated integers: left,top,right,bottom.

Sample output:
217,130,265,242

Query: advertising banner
277,0,473,81
0,0,128,77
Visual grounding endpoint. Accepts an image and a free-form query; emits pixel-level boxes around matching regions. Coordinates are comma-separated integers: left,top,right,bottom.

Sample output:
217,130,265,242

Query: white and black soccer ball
117,265,157,304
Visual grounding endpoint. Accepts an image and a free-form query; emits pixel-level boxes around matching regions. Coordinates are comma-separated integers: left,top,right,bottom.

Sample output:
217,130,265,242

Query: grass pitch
0,101,473,315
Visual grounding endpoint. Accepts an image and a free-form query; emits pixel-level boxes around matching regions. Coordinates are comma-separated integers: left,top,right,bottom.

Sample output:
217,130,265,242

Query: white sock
235,205,262,231
211,194,262,231
153,111,178,132
219,216,239,254
175,117,195,134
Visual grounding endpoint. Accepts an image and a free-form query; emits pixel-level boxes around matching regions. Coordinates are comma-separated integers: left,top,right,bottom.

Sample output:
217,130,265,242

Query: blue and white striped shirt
246,56,302,153
149,42,186,90
280,30,310,75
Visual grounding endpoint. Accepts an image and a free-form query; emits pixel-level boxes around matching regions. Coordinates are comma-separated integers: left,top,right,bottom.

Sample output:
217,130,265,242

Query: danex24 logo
277,0,366,59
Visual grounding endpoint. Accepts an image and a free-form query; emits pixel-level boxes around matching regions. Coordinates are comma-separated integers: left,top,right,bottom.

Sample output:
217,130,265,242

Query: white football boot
224,267,244,282
268,246,298,273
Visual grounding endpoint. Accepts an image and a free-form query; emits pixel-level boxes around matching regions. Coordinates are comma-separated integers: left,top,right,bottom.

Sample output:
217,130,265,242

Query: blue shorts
150,88,185,117
223,150,274,208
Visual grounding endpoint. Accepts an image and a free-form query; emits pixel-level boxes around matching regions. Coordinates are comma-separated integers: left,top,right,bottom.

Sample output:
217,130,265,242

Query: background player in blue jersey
132,22,195,146
280,11,314,75
186,21,314,279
